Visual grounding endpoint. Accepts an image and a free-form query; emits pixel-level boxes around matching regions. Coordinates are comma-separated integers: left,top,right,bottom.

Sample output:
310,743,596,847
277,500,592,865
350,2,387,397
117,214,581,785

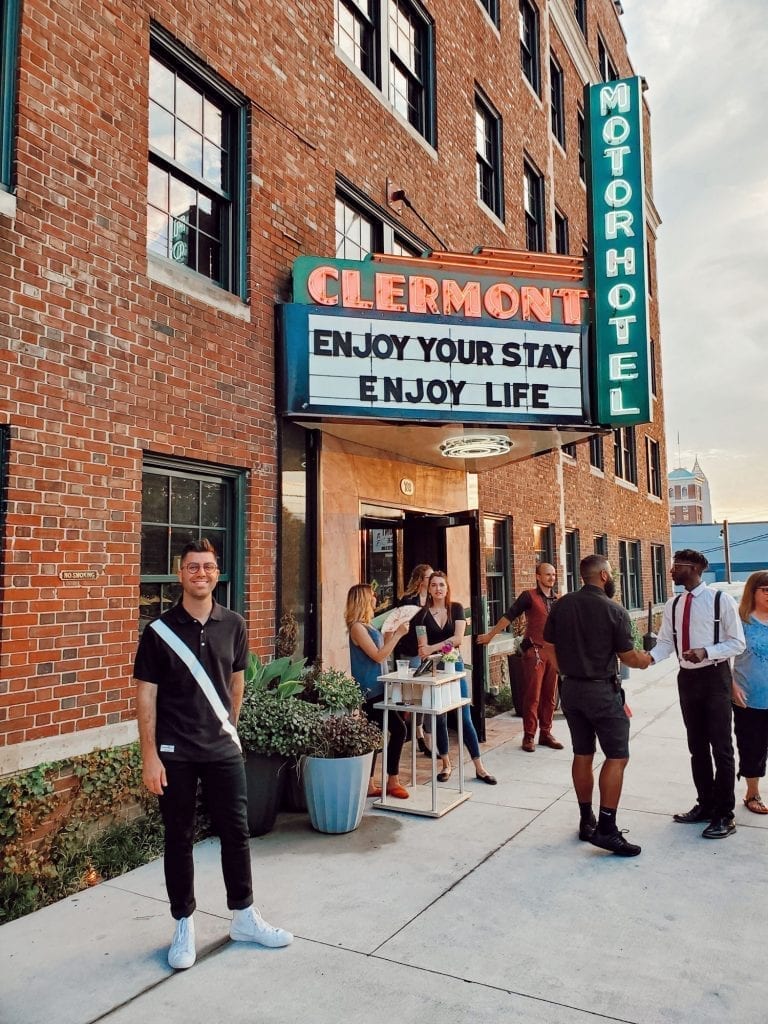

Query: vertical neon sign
586,77,651,425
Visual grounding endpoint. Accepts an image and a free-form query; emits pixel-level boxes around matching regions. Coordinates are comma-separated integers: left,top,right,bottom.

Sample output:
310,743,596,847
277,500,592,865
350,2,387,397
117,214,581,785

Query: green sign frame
586,76,651,426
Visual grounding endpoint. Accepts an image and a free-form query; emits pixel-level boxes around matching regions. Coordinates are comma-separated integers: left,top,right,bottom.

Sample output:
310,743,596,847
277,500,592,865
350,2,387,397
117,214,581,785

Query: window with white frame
147,28,247,295
534,522,555,565
335,0,436,145
475,91,504,219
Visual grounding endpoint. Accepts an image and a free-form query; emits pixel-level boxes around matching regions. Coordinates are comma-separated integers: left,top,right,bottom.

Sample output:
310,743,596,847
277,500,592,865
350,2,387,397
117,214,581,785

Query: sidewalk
2,659,765,1024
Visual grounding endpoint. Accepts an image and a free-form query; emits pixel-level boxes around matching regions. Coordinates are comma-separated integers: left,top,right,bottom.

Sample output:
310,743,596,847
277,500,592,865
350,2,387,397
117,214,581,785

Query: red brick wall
0,0,669,751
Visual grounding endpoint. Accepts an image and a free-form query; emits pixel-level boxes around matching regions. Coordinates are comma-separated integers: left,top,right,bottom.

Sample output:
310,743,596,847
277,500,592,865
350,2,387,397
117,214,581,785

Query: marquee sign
280,305,586,425
280,253,590,428
586,76,652,425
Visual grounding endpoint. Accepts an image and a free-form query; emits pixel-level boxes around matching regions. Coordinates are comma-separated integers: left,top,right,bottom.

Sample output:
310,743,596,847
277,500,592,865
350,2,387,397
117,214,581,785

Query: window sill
334,47,437,159
646,493,662,504
589,465,605,478
0,189,17,219
147,254,251,321
614,477,638,492
476,198,506,232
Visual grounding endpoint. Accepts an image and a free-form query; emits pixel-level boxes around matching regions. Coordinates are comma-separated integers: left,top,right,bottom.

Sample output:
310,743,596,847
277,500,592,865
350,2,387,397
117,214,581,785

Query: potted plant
237,653,315,835
301,668,383,834
303,712,383,834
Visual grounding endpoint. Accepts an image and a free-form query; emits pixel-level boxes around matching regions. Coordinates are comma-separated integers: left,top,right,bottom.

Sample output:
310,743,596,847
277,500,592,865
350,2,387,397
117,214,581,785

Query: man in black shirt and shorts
134,538,292,969
543,554,652,856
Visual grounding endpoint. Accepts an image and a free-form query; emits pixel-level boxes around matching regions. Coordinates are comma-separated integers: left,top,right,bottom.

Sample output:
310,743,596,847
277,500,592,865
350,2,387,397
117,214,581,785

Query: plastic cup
396,660,411,677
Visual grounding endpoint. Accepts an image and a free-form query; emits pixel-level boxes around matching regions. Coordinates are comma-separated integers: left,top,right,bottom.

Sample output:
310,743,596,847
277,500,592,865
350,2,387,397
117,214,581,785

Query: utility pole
722,519,732,583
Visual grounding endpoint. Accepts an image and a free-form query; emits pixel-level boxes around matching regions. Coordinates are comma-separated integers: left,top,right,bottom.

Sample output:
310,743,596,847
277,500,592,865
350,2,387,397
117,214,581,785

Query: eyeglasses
756,586,768,594
182,562,219,574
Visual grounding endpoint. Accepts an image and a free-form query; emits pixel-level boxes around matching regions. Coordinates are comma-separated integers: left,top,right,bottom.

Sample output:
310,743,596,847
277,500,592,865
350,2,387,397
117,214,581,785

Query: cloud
622,0,768,522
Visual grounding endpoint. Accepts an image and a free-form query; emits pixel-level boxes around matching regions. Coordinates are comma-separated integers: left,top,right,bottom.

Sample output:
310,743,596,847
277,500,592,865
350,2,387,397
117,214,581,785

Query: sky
620,1,768,523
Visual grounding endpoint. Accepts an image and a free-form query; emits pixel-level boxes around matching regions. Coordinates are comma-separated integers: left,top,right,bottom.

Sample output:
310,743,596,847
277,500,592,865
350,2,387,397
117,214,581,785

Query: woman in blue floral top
732,570,768,814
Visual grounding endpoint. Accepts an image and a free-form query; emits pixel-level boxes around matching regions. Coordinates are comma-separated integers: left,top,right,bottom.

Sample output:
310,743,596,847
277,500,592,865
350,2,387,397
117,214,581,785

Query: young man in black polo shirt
543,555,652,856
134,539,292,969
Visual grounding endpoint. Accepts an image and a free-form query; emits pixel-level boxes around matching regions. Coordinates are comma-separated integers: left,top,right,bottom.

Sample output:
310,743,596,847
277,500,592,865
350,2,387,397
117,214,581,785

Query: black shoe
416,736,427,754
476,772,497,785
673,804,712,824
701,816,736,840
589,829,641,856
578,813,597,841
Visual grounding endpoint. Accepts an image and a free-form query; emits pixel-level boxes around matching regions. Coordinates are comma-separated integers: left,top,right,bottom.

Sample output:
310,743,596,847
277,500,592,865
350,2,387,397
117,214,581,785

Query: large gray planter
302,751,373,834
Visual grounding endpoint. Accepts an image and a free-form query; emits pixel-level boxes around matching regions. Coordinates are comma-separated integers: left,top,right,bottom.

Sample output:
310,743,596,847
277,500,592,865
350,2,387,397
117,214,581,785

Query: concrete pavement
2,658,766,1024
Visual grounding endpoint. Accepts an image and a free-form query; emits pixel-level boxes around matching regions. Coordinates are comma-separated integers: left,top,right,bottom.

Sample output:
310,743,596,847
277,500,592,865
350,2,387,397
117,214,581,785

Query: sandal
437,765,453,782
744,795,768,815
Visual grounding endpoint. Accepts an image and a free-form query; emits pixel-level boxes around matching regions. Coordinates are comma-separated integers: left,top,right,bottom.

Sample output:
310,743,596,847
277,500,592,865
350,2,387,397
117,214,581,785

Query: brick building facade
1,0,669,772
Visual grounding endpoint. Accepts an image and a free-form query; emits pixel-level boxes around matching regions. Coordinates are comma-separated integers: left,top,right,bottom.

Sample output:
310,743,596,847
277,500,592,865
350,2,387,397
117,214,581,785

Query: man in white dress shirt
650,550,746,838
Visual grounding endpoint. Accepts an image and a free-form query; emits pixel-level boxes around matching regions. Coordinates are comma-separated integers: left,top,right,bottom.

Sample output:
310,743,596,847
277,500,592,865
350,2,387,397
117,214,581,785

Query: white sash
149,619,242,752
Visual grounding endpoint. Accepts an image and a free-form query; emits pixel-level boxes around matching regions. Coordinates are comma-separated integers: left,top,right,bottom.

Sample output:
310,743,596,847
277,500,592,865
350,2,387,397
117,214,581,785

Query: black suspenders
672,589,722,658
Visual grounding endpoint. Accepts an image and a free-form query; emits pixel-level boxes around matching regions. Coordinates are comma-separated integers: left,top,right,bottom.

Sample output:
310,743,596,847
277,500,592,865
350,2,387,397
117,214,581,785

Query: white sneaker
168,915,196,970
230,906,293,947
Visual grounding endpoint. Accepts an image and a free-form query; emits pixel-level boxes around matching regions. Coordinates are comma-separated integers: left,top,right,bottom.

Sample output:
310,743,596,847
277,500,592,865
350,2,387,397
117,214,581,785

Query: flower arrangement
440,642,459,663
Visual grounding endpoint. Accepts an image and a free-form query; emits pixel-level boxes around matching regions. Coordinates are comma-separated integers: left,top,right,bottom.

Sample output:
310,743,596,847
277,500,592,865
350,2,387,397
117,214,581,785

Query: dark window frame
594,533,608,556
475,89,504,220
651,543,667,604
523,158,545,252
650,338,658,396
139,455,246,632
565,529,580,593
589,433,604,471
614,426,637,485
335,0,378,82
550,54,565,148
483,516,512,628
646,436,662,498
554,208,569,255
477,0,500,28
0,0,21,190
336,176,426,258
561,441,577,459
597,34,619,82
574,0,587,36
577,108,586,182
618,539,642,610
335,0,436,146
519,0,540,94
148,25,247,298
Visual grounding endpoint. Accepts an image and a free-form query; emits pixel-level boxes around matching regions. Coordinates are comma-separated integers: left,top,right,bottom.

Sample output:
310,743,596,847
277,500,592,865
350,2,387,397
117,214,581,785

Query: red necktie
681,591,693,653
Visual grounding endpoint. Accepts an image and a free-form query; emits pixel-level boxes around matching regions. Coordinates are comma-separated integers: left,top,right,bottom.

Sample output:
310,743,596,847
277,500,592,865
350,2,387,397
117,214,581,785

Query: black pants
365,698,407,776
158,756,253,920
733,704,768,779
677,663,735,817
